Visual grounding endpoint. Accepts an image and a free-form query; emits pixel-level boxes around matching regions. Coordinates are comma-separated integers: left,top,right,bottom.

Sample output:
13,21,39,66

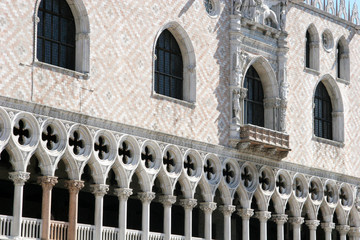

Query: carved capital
237,208,254,220
138,192,155,203
239,87,248,100
187,64,196,73
336,225,350,235
255,211,271,222
9,171,30,186
180,199,197,210
37,176,58,190
64,180,84,194
76,32,90,41
288,217,304,225
305,220,320,230
90,184,109,197
349,227,360,237
219,205,236,216
264,97,281,109
114,188,133,200
200,202,217,213
321,222,335,232
272,214,288,224
159,195,176,207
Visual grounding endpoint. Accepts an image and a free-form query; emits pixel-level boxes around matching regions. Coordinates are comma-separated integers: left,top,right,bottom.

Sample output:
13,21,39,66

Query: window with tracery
155,30,183,100
37,0,76,70
244,66,264,127
314,81,332,140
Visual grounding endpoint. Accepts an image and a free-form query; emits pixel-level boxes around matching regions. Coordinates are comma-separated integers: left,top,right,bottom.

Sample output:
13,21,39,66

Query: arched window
305,25,319,71
244,66,264,127
37,0,76,70
305,30,311,68
336,37,350,82
155,29,183,100
314,81,332,140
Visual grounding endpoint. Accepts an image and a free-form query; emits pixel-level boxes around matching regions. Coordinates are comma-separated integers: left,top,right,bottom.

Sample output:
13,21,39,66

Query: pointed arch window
155,29,183,100
244,66,264,127
306,30,311,68
37,0,76,70
314,81,332,140
305,26,319,71
336,39,350,82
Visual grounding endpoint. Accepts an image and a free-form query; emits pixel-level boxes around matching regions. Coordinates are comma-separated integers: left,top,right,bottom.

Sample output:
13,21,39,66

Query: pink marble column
65,180,84,240
38,176,58,240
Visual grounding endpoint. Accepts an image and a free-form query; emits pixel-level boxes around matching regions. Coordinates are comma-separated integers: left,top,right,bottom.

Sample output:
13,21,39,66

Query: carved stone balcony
238,124,290,159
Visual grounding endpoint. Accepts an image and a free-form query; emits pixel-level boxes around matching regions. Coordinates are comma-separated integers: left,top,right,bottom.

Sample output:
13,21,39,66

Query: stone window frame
33,0,90,76
336,36,350,84
312,74,344,144
152,22,197,105
305,24,320,72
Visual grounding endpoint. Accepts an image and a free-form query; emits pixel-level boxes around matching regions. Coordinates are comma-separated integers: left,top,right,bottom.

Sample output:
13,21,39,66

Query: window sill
336,77,350,85
304,67,320,75
312,136,344,148
152,92,196,109
33,61,89,80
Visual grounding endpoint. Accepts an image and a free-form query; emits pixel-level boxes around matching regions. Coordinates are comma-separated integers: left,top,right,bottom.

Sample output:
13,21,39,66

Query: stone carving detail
237,208,254,219
180,199,198,210
233,0,243,14
38,176,58,190
200,202,217,213
272,214,288,224
232,50,248,86
351,3,360,24
91,184,109,197
326,0,335,14
9,171,30,186
159,195,176,207
255,211,271,221
219,205,236,215
337,0,347,19
114,188,133,200
306,220,320,230
280,8,286,31
355,187,360,211
232,89,241,123
65,180,85,194
289,217,304,225
138,192,156,203
257,0,279,29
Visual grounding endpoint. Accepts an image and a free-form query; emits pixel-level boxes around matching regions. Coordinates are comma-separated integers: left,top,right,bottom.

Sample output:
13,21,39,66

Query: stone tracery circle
161,144,182,176
292,174,308,200
240,163,258,192
222,158,240,189
11,112,40,150
140,140,162,172
67,124,92,160
308,177,323,202
258,166,275,193
117,135,140,169
0,108,11,148
93,130,116,163
203,153,221,185
40,119,67,154
183,149,202,179
275,170,292,196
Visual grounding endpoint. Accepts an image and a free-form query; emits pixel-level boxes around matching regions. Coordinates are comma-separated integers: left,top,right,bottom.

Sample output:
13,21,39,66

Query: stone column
272,214,288,240
219,205,236,240
255,211,271,240
138,192,155,240
349,227,360,240
65,180,84,240
9,171,30,239
114,188,132,240
38,176,58,240
159,195,176,240
321,222,335,240
200,202,217,240
91,184,109,240
237,208,254,240
305,220,320,240
336,225,350,240
289,217,304,240
180,199,197,240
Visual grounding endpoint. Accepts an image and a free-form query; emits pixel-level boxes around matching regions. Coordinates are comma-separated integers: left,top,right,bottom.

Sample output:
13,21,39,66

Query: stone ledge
33,61,89,80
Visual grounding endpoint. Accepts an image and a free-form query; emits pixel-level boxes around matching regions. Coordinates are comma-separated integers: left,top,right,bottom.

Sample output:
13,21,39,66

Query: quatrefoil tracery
184,155,195,176
204,159,215,181
142,146,154,168
276,175,287,194
259,171,270,191
340,188,349,206
324,185,335,204
118,141,132,164
163,151,175,173
13,119,30,145
42,125,58,150
241,166,253,189
309,181,320,201
69,131,84,155
223,163,235,185
94,136,109,160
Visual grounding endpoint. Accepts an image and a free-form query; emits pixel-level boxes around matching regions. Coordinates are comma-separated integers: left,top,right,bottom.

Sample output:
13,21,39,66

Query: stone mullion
289,217,304,240
138,192,155,240
199,202,217,240
305,219,320,240
336,225,350,240
272,214,288,240
159,195,176,240
255,211,271,240
91,184,109,240
237,208,254,240
321,222,335,240
114,188,132,240
219,205,236,240
180,199,197,240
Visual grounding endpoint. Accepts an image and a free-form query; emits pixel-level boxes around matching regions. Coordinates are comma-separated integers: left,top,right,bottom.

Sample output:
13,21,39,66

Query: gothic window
155,30,183,100
37,0,76,70
305,25,320,71
305,30,311,68
337,43,342,78
314,81,332,140
336,38,349,81
244,66,264,127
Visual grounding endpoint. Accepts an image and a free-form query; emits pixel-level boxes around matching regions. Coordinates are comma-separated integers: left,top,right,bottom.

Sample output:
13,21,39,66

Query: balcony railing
0,215,12,237
238,124,290,159
50,220,68,240
21,217,42,239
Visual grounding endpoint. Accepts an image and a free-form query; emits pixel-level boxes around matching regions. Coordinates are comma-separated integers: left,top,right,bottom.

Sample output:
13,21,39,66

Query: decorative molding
114,188,133,200
64,180,85,194
9,171,30,186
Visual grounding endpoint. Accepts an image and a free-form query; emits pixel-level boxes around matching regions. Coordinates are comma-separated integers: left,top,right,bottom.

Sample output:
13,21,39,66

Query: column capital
349,227,360,237
237,208,254,220
255,211,271,222
336,225,350,235
90,184,109,197
64,180,84,194
9,171,30,186
180,198,197,210
37,176,58,190
321,222,335,232
159,195,176,207
288,217,304,226
138,192,155,203
305,220,320,230
219,205,236,216
272,214,288,224
200,202,217,213
114,188,133,200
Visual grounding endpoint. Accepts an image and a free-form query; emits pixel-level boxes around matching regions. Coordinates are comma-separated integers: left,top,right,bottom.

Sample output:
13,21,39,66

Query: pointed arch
336,36,350,82
305,23,320,71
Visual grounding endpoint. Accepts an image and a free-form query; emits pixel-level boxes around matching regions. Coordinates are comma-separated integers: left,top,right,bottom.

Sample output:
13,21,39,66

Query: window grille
314,81,332,140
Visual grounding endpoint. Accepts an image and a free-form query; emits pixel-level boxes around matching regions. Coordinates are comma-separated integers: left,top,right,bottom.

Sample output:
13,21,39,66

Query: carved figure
232,50,247,86
242,0,257,19
234,0,242,14
280,9,286,31
259,3,279,29
233,90,241,123
355,187,360,212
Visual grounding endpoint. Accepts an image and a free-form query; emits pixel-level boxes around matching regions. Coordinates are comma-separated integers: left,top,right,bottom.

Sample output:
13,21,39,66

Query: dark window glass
244,66,264,127
337,43,342,78
155,30,183,100
37,0,75,70
306,31,311,68
314,81,332,140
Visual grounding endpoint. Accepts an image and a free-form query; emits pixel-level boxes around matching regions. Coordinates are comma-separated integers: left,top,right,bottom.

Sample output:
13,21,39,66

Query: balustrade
77,223,95,240
50,220,68,240
20,217,42,239
0,215,12,237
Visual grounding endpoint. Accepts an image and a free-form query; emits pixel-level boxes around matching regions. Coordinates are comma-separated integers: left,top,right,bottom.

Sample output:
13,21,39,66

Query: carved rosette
114,188,133,200
272,214,288,224
336,225,350,235
138,192,156,203
37,176,58,190
288,217,304,226
219,205,236,216
180,199,197,210
199,202,217,213
9,171,30,186
64,180,85,194
90,184,109,197
159,195,176,207
237,208,254,220
255,211,271,222
305,220,320,230
321,222,335,233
